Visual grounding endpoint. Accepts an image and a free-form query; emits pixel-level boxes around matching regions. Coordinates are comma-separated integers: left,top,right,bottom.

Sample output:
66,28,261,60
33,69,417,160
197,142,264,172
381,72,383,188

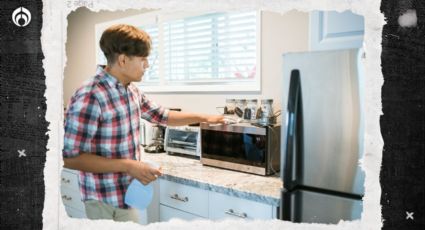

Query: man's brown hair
99,24,151,65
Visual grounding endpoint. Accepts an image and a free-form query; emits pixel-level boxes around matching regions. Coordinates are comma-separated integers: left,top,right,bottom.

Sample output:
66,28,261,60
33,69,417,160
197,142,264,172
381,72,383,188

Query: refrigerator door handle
281,188,291,221
281,188,304,222
282,69,303,191
281,69,303,221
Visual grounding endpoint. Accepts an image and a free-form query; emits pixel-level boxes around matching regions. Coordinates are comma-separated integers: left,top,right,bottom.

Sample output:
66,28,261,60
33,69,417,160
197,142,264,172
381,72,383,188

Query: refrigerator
280,49,365,224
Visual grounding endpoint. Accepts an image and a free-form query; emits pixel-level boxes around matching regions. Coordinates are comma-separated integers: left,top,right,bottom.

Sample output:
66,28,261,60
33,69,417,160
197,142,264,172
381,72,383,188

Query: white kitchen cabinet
159,205,205,222
60,171,278,222
61,168,155,224
61,169,87,218
159,179,209,218
157,178,278,221
310,11,364,51
209,191,275,220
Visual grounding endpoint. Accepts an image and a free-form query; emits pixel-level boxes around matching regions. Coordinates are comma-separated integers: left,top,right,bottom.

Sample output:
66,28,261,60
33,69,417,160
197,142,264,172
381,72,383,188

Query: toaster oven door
165,128,199,155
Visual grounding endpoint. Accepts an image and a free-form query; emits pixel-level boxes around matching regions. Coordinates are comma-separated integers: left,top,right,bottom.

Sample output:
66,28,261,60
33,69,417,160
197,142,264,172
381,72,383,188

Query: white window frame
95,10,262,93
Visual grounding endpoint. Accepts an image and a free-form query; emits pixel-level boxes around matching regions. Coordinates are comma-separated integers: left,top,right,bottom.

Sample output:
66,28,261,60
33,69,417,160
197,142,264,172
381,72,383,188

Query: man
63,24,224,223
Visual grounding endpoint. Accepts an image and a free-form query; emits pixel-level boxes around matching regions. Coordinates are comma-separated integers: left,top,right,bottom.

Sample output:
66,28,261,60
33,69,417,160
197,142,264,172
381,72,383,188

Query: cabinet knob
61,195,72,201
61,178,70,183
170,193,189,202
225,209,247,218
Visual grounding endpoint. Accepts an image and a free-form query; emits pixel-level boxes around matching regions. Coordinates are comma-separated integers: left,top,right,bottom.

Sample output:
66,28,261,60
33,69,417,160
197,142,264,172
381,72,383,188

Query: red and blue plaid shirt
63,66,169,208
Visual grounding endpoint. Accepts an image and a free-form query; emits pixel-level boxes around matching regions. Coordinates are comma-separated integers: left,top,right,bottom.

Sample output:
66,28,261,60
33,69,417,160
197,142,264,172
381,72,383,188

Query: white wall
64,9,309,115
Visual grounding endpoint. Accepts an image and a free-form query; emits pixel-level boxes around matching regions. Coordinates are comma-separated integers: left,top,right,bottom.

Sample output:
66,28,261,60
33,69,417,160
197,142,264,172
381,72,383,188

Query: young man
63,24,224,223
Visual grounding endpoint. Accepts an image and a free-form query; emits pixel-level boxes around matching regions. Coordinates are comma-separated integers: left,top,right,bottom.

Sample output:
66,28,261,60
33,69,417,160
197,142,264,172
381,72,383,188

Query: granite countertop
141,152,283,206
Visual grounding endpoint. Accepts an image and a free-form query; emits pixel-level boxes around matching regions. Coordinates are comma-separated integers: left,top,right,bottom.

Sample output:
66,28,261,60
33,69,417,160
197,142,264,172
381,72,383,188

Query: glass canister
235,99,246,118
259,99,274,119
244,99,258,120
224,99,236,115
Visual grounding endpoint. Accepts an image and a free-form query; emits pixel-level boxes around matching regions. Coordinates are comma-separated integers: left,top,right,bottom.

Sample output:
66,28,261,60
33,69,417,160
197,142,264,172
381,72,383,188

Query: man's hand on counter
126,160,163,185
204,114,225,124
167,111,225,126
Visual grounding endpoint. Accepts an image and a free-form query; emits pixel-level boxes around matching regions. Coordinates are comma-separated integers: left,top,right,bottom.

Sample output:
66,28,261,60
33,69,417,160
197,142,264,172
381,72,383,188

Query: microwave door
200,123,280,176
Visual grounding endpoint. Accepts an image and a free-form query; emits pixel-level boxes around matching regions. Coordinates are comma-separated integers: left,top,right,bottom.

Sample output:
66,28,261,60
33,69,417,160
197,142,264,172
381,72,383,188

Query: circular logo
12,7,31,27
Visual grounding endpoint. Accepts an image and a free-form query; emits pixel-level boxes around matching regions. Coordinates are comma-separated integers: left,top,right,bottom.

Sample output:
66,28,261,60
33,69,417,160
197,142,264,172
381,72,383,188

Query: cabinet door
61,186,85,211
61,169,80,192
65,206,87,219
159,205,205,222
209,191,274,220
159,179,208,218
143,179,160,224
310,11,364,50
61,169,86,217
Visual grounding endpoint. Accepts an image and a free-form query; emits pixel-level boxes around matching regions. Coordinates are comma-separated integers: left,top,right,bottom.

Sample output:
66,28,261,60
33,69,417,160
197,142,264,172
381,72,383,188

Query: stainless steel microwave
200,123,280,176
164,126,201,158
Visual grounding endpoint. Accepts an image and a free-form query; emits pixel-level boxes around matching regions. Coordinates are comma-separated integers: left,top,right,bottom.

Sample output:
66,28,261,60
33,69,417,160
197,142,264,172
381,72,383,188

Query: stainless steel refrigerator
280,49,365,224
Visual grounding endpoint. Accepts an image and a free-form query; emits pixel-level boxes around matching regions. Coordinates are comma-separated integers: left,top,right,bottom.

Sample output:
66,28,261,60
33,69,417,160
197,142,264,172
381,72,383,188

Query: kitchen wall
64,8,309,115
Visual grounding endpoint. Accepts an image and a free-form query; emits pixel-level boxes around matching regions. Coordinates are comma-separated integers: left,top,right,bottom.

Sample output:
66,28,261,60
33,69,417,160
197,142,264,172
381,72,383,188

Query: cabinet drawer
60,187,85,211
65,205,86,219
61,169,79,191
209,192,274,220
159,179,208,218
159,205,204,222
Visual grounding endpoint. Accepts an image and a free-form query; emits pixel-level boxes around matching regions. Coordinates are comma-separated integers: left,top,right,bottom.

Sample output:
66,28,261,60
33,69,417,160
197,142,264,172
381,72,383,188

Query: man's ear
117,54,126,68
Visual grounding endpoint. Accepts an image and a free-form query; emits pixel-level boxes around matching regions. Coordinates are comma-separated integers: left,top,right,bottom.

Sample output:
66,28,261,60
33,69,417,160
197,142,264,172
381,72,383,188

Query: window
140,25,159,83
95,10,261,92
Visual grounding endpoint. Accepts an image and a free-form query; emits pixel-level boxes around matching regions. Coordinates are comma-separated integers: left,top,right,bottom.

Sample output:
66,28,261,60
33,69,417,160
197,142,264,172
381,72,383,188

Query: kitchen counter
142,152,282,206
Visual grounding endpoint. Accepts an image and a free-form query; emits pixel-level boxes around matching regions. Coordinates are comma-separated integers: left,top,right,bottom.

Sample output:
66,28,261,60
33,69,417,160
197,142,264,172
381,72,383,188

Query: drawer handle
61,178,71,183
170,193,188,202
225,209,247,219
61,195,72,201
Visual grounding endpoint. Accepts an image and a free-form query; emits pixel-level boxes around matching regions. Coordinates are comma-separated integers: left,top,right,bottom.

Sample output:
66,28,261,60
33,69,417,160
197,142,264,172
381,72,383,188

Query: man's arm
64,153,162,185
167,111,224,126
135,90,224,126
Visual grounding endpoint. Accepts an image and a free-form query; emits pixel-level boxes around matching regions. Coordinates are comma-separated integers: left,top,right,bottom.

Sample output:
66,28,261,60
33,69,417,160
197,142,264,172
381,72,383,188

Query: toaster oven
164,126,201,158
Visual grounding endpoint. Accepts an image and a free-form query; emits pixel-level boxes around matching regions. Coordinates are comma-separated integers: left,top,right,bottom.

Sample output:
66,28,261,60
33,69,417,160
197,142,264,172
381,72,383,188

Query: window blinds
163,11,257,82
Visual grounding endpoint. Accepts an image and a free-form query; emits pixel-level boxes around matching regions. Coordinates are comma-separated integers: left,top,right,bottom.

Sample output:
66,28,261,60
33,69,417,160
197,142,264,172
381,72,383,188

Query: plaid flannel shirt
63,66,168,209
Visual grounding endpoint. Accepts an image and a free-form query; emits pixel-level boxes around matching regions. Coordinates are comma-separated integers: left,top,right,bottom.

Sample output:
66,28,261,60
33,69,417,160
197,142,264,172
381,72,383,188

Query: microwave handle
200,123,266,136
163,127,169,151
140,120,146,146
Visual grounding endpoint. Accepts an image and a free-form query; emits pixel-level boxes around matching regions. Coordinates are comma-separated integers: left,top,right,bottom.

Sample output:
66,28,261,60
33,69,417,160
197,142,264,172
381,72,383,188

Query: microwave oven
200,123,280,176
164,126,201,158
